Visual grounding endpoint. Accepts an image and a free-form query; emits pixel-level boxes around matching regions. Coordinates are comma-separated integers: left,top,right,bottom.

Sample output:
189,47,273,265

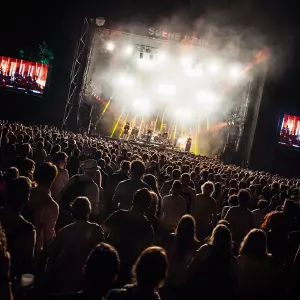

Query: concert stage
65,19,269,163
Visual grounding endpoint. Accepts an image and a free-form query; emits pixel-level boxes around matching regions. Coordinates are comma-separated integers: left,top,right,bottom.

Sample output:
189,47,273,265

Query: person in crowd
263,211,290,264
27,162,58,253
46,144,61,163
143,174,162,216
164,215,200,299
2,121,300,300
67,148,81,177
188,224,237,300
0,223,14,300
191,181,217,242
107,160,130,210
237,229,285,300
34,141,47,166
221,194,238,219
252,199,269,228
18,158,35,180
60,159,102,223
51,152,69,203
13,143,33,170
44,197,104,293
48,243,120,300
160,169,181,197
179,173,196,213
0,177,36,278
112,160,149,210
0,167,19,206
160,180,187,234
103,188,154,284
106,246,168,300
225,189,254,243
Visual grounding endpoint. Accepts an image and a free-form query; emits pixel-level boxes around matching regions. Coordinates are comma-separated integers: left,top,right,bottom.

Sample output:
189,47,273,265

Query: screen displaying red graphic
279,114,300,148
0,56,49,95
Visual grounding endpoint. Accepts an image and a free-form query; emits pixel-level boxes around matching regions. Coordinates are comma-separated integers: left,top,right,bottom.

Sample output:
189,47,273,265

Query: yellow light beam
154,113,159,132
96,92,115,125
160,105,168,132
173,123,177,139
138,117,144,136
110,109,124,138
119,110,130,138
207,116,210,131
181,123,184,138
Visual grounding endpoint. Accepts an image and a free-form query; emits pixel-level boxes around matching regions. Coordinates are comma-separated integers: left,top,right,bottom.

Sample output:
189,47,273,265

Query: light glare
118,75,136,87
123,45,134,55
106,41,115,51
157,83,176,95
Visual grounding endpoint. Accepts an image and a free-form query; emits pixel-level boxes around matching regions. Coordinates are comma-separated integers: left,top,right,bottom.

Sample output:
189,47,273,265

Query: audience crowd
1,121,300,300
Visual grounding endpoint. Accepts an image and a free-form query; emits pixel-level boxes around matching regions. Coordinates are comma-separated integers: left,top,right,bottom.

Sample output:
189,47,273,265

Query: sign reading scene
148,28,209,47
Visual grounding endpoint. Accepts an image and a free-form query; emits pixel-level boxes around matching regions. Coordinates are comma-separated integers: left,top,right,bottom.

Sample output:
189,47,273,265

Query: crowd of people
0,121,300,300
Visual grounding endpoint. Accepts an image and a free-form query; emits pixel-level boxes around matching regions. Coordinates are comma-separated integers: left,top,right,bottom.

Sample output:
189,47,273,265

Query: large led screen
0,56,49,95
278,114,300,148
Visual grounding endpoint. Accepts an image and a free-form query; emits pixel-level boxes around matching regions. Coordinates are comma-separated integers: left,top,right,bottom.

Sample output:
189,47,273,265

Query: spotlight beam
110,109,125,138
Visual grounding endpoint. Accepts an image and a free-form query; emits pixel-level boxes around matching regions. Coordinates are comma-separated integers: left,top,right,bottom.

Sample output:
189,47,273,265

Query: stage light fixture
106,41,115,51
229,65,242,79
157,83,176,95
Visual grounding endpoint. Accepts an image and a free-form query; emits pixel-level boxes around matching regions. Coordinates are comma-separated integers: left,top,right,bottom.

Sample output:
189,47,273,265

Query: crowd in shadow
1,122,300,300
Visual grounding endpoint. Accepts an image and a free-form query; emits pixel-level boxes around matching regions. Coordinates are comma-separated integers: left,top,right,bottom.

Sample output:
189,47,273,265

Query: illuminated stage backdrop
79,24,266,156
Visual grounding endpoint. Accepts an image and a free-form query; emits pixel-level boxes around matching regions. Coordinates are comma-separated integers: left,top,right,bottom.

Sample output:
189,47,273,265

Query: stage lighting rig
106,41,115,52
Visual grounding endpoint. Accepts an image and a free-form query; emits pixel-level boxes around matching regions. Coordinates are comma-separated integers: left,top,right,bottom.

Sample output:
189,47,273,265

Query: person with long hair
188,224,237,300
164,215,200,299
237,229,285,300
106,246,168,300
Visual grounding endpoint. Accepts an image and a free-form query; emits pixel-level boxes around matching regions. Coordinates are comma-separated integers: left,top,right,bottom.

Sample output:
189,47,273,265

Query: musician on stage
146,128,153,143
123,122,130,139
185,137,192,152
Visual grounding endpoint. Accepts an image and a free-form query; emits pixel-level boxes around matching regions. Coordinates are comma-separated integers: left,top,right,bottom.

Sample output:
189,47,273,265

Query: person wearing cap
60,159,102,222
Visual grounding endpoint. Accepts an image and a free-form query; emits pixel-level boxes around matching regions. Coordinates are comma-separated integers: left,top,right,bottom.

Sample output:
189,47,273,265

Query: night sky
0,0,300,120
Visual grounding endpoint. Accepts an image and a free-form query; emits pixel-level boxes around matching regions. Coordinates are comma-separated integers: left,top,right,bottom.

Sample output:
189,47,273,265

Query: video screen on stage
0,56,49,95
278,114,300,148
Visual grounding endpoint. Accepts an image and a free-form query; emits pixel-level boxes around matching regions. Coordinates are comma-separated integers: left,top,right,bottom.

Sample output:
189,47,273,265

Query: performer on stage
185,137,192,152
162,130,168,139
130,126,138,140
146,128,153,143
123,122,130,139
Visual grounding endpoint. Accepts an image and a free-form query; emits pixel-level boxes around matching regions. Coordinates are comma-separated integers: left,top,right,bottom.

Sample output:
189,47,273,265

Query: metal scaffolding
62,18,93,129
